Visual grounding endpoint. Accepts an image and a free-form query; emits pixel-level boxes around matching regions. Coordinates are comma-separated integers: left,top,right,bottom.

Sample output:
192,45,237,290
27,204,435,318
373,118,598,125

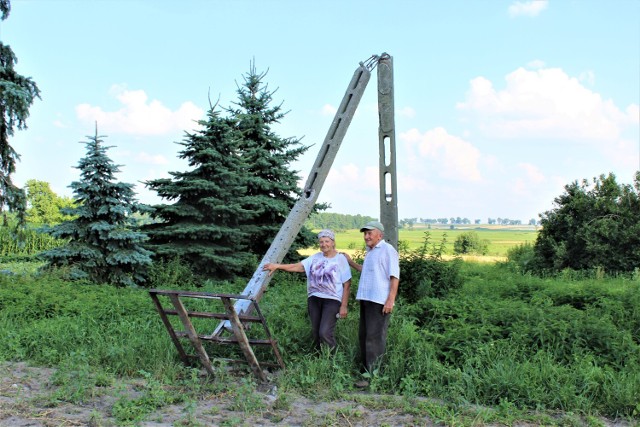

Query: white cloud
325,163,378,190
457,67,638,140
315,163,379,215
508,0,548,17
401,127,482,182
76,85,204,136
578,70,596,86
627,104,640,123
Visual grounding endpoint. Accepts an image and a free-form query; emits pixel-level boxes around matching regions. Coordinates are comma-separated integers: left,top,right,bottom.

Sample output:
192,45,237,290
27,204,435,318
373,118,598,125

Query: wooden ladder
149,289,284,382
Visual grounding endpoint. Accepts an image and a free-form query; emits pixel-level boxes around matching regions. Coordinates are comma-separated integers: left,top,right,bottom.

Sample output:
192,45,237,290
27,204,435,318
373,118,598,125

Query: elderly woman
263,229,351,350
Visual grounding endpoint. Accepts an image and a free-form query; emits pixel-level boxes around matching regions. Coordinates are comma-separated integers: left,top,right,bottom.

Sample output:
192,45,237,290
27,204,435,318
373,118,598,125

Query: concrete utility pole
376,53,399,249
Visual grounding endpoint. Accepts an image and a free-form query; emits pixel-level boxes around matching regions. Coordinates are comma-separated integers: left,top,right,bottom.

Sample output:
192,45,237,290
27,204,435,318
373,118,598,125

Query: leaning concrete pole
214,56,379,335
377,53,399,249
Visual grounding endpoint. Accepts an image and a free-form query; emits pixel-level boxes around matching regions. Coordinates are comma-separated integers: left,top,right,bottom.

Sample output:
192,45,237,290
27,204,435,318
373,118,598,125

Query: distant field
302,224,539,259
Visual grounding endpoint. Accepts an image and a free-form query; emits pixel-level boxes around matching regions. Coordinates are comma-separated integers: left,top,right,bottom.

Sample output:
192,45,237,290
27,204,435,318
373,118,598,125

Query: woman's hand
339,305,348,319
262,263,278,276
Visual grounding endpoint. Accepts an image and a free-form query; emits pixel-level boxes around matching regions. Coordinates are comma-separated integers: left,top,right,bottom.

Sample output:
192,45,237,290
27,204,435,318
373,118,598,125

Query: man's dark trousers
358,299,390,372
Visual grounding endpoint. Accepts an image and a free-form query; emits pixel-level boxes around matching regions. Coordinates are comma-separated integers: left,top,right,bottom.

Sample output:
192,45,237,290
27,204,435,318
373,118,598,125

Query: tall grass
0,226,65,259
1,259,638,421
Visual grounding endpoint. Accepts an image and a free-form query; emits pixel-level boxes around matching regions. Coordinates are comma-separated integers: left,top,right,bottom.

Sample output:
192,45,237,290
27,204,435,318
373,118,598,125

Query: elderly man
344,220,400,388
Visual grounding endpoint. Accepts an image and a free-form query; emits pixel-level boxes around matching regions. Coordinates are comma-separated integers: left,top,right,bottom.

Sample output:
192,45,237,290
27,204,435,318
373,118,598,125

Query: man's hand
382,300,394,315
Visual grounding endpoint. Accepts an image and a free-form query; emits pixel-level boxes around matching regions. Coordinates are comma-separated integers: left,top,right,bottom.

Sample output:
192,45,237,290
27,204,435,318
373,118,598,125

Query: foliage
146,256,202,289
305,212,377,232
398,231,464,301
39,129,153,286
144,106,257,279
533,172,640,275
0,1,41,224
25,179,76,225
504,241,536,273
453,230,489,255
1,258,638,420
0,224,65,259
226,60,318,260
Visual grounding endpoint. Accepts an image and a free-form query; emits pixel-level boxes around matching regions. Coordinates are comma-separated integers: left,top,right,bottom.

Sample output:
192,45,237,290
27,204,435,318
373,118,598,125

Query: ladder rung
161,309,263,322
174,331,276,346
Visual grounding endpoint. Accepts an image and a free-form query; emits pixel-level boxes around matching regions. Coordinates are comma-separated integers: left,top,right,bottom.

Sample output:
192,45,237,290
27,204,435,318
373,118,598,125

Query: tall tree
144,106,257,278
25,179,75,225
226,61,317,257
0,1,41,225
533,172,640,275
40,129,153,286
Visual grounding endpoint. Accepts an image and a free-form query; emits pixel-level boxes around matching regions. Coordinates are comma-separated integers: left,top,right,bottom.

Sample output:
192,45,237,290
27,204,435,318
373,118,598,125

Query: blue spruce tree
41,128,153,286
143,106,257,278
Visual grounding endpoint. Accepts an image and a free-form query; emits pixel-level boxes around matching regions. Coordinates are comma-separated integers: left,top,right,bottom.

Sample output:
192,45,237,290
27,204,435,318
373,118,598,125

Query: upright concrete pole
377,53,399,249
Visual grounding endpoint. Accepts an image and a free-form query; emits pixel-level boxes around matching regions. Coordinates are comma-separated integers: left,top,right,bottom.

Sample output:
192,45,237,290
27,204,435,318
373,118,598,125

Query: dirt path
0,362,431,426
1,362,635,427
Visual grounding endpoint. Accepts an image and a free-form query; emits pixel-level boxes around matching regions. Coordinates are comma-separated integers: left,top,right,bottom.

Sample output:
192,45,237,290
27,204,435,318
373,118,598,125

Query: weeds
1,257,638,423
226,376,265,413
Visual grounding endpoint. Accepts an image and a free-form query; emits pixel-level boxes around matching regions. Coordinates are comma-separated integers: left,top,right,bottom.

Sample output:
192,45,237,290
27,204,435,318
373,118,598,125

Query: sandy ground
0,361,432,426
1,362,636,427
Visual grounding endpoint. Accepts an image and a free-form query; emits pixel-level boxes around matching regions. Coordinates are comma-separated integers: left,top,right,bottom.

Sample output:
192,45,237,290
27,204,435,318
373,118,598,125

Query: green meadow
309,225,539,258
2,225,639,425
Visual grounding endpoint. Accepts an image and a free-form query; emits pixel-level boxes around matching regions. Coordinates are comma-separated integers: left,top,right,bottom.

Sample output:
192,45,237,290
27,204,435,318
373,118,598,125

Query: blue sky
3,0,639,223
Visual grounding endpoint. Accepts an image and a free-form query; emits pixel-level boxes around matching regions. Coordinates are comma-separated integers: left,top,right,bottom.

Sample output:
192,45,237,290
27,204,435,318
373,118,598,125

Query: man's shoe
354,379,369,389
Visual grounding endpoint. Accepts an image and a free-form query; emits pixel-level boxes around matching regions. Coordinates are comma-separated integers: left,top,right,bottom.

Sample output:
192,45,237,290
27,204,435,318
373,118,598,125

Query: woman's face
318,236,335,253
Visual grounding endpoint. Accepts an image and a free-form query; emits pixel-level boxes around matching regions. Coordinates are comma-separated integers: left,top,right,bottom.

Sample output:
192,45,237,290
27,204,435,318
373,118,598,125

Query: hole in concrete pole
383,135,391,167
385,172,393,202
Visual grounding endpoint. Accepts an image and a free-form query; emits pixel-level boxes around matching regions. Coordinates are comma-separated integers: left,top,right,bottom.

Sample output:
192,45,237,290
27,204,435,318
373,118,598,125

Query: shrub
453,231,489,255
398,232,463,302
505,242,536,273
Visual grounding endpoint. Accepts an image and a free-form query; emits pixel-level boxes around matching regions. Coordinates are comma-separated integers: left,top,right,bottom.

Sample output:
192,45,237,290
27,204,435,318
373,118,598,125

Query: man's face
363,229,382,248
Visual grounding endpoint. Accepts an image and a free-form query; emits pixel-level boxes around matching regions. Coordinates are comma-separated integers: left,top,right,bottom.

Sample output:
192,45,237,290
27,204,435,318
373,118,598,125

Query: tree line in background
399,217,534,229
308,214,535,232
304,212,377,232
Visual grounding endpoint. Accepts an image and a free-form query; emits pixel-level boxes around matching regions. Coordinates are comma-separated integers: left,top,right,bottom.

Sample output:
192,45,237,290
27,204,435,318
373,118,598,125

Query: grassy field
1,258,638,425
304,225,539,258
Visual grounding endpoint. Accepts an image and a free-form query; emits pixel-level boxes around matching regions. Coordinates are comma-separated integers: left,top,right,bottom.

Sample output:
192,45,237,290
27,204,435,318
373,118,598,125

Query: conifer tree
143,106,257,278
0,1,41,224
226,62,317,257
40,128,153,286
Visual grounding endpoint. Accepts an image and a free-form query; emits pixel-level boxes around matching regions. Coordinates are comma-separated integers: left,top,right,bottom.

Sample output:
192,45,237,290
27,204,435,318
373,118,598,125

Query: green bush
505,242,536,273
399,232,463,301
453,231,489,255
